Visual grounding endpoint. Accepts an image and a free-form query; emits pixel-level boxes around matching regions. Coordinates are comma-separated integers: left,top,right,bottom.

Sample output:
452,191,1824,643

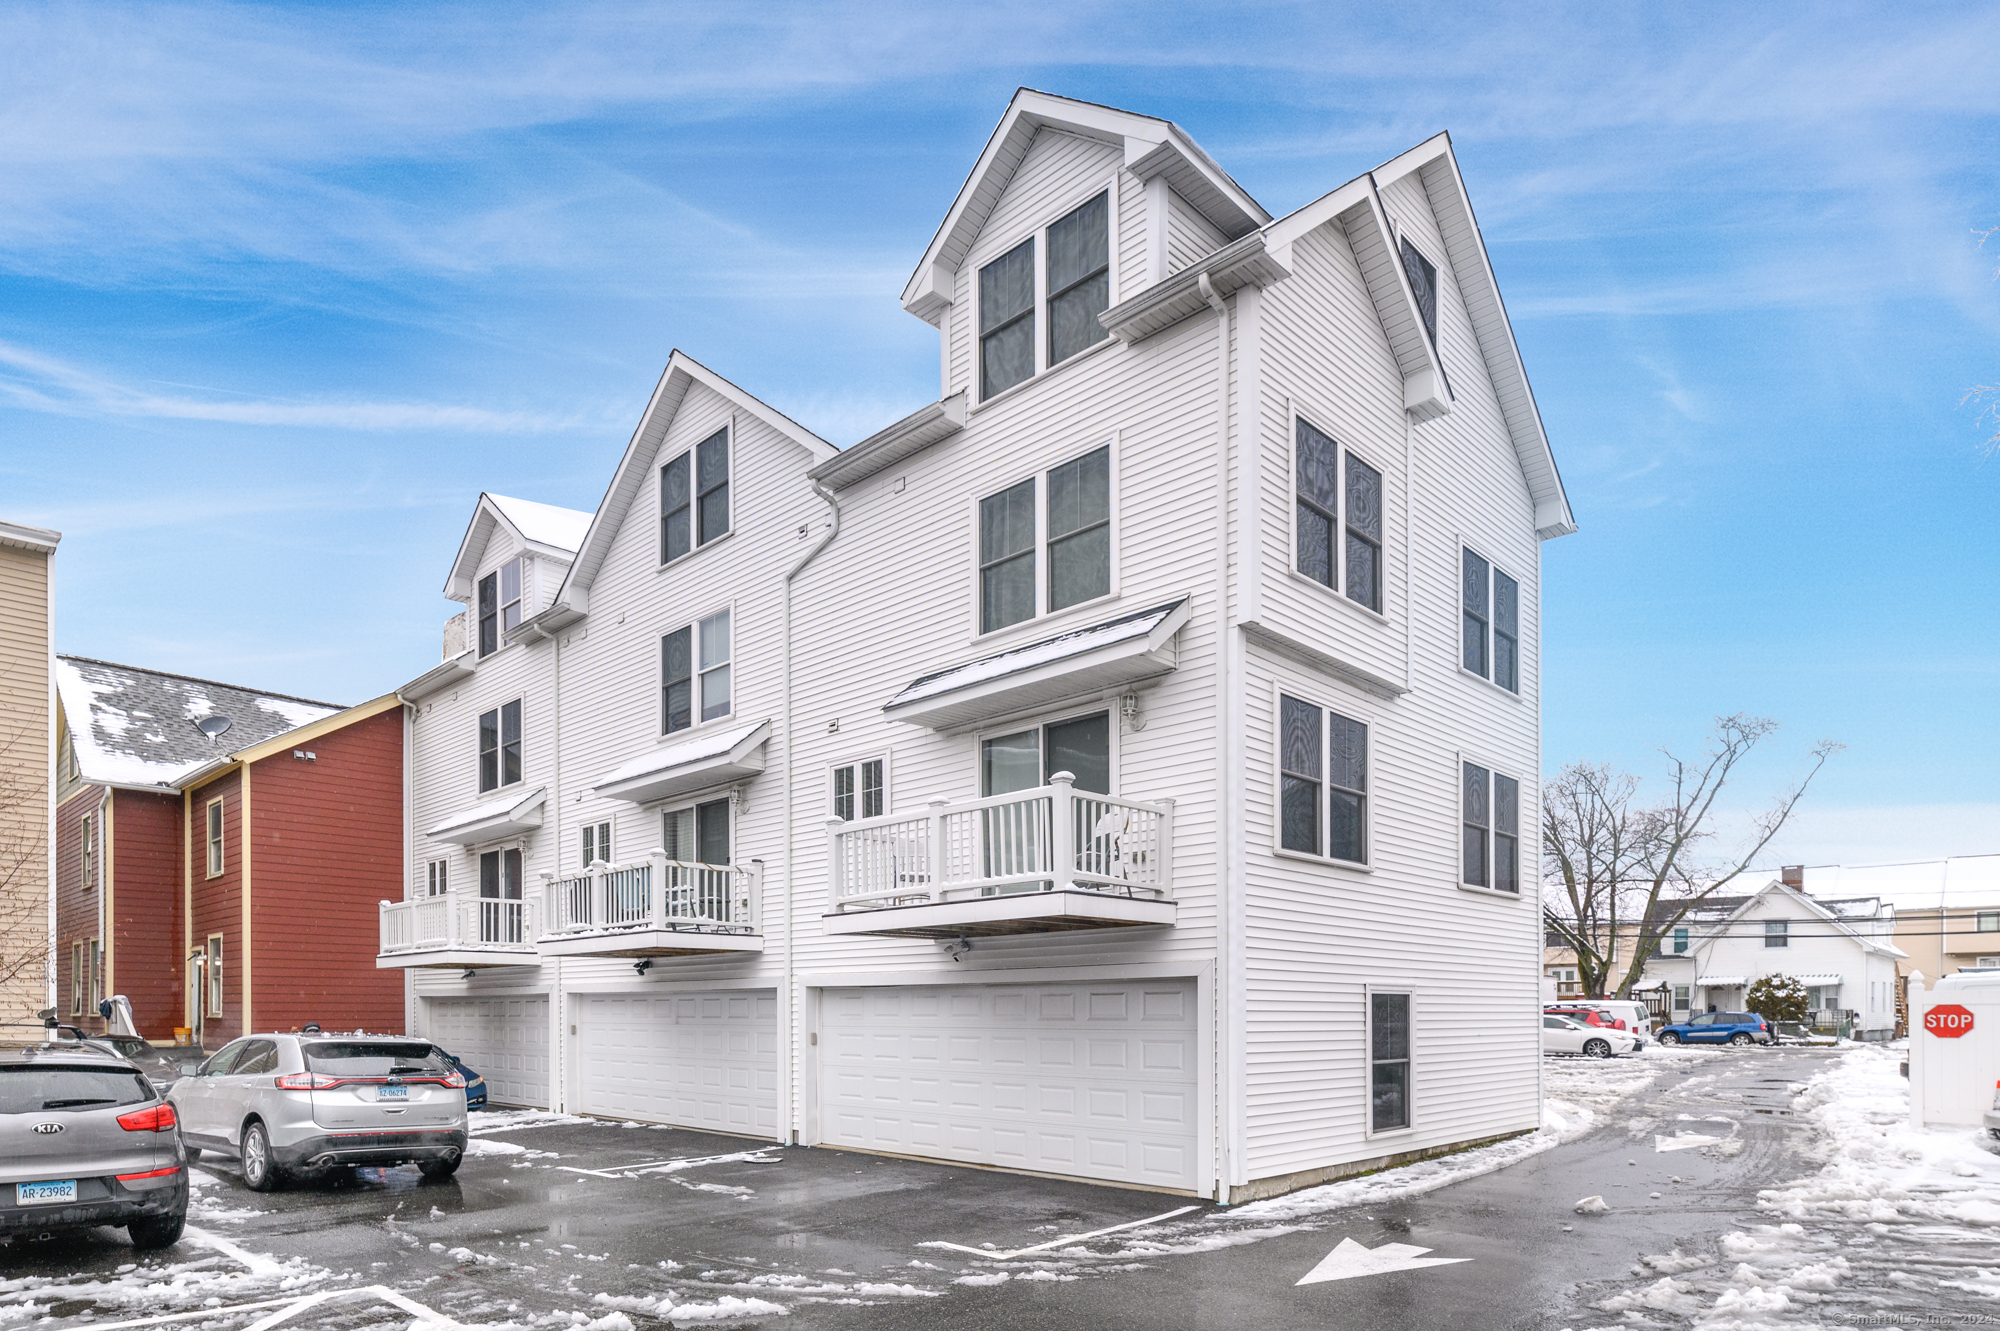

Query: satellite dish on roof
195,715,233,742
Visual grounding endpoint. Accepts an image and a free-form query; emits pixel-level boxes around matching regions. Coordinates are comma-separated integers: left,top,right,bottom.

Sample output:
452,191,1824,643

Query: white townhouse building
381,90,1576,1204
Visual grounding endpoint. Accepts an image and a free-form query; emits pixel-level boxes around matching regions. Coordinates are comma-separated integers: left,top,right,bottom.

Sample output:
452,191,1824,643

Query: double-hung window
1672,927,1689,955
477,569,499,657
205,800,224,877
1765,920,1789,949
582,821,611,867
425,859,449,897
1461,761,1520,892
978,191,1110,400
663,799,730,866
1461,548,1520,692
207,935,224,1015
660,427,730,564
979,444,1112,633
1370,992,1411,1132
662,609,730,733
69,943,85,1014
1278,696,1368,865
499,558,523,634
478,700,523,793
1294,418,1384,612
81,813,95,889
831,758,886,822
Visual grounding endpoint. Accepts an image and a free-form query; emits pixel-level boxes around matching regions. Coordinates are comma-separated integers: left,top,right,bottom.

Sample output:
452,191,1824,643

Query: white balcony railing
379,889,537,956
541,852,759,938
828,773,1174,912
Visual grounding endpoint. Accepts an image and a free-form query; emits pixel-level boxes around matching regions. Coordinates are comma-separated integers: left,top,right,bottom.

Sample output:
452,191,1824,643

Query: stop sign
1926,1004,1976,1038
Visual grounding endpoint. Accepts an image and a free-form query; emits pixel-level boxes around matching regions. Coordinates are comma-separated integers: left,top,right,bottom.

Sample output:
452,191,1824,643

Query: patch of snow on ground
470,1108,593,1134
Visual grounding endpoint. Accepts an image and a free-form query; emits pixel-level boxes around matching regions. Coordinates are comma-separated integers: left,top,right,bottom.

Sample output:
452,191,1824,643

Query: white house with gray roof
385,89,1575,1202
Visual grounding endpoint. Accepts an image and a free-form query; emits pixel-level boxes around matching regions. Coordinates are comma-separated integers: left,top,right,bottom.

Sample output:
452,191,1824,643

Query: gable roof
1694,879,1906,958
547,350,836,622
902,89,1269,325
1371,134,1575,539
443,492,593,602
56,656,344,791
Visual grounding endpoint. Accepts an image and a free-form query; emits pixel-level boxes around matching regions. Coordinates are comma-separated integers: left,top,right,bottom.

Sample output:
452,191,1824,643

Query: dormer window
1399,237,1439,349
476,558,523,656
661,427,730,564
500,558,523,633
978,191,1110,400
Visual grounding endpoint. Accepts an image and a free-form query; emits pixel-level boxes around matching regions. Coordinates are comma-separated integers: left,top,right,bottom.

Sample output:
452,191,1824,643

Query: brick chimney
1781,865,1804,889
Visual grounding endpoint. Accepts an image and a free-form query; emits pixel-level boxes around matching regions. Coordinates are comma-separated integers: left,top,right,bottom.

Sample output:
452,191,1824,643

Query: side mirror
181,1062,205,1077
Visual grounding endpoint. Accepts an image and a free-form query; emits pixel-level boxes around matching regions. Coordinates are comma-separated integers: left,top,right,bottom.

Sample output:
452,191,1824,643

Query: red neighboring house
54,656,405,1045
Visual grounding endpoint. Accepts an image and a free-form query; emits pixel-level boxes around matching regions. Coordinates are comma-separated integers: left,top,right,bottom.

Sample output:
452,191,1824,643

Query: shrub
1746,973,1810,1024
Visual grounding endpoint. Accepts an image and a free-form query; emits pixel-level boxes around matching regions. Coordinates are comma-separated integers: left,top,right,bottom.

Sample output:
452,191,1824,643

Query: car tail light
116,1103,178,1133
1992,1079,2000,1111
275,1072,340,1091
116,1166,183,1181
443,1070,466,1089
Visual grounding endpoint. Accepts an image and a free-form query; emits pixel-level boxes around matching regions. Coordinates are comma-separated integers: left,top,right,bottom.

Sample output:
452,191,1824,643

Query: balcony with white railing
823,772,1176,938
377,889,539,969
536,852,762,958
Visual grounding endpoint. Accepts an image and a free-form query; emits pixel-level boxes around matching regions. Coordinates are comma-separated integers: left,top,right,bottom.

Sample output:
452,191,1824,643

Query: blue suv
1658,1011,1773,1046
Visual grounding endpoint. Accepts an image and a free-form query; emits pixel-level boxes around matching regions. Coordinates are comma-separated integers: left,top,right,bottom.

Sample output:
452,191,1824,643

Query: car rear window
303,1042,452,1078
0,1065,154,1114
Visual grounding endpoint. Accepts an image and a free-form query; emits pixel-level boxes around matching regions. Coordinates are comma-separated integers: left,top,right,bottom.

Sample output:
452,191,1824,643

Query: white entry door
423,996,550,1108
819,980,1200,1192
573,990,778,1137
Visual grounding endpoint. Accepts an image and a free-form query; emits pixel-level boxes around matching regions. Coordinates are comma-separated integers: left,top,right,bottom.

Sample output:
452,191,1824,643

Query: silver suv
1,1036,187,1248
168,1034,467,1191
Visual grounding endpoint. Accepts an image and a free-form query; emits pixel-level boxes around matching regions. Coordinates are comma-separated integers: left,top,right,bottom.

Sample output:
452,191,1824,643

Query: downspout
782,479,842,1145
1199,271,1237,1201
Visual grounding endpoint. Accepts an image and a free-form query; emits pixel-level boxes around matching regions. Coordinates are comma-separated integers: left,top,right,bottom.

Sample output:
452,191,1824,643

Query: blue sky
3,2,1996,867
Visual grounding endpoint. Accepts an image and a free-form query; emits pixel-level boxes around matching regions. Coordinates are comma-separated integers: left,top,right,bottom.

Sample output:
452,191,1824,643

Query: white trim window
1461,547,1520,693
979,443,1112,634
582,821,611,867
978,190,1110,400
831,757,886,822
205,799,224,878
1461,761,1520,892
1369,990,1411,1132
70,941,85,1015
478,700,523,793
475,560,521,657
207,934,224,1016
662,609,731,734
1765,920,1789,949
1277,695,1368,865
660,426,730,564
981,710,1112,797
1398,236,1440,349
425,858,449,897
1294,417,1384,612
1673,985,1691,1013
662,798,730,866
81,812,95,890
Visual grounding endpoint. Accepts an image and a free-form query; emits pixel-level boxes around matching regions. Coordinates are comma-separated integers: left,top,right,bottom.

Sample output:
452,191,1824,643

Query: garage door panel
423,996,551,1109
821,980,1198,1191
575,989,776,1135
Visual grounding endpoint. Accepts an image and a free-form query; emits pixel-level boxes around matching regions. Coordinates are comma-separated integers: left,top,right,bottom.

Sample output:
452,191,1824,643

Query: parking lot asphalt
0,1046,1850,1330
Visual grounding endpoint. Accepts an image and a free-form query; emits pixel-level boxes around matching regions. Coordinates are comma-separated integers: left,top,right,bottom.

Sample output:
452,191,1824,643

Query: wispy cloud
0,339,604,432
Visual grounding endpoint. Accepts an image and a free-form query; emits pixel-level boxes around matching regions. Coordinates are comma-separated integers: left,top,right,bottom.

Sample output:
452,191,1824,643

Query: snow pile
469,1108,591,1134
1757,1042,2000,1229
587,1291,787,1323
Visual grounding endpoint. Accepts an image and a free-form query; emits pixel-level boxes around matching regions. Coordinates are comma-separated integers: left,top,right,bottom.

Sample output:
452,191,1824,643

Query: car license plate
378,1084,408,1101
17,1179,77,1205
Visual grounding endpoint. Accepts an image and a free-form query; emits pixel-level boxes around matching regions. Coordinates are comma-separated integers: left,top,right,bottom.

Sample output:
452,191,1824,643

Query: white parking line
924,1205,1202,1259
556,1149,783,1179
183,1224,286,1276
59,1286,461,1331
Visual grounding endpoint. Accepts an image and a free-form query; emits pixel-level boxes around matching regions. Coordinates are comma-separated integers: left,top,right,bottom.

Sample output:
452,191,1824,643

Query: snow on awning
594,720,771,805
426,787,547,845
1695,976,1748,988
1786,974,1844,986
883,598,1191,733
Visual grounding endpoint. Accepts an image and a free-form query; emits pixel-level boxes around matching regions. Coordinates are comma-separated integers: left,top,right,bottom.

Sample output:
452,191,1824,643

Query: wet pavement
1,1045,1949,1329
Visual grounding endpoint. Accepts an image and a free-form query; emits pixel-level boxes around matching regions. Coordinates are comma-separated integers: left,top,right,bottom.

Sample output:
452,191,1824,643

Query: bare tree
0,727,53,1010
1542,714,1841,999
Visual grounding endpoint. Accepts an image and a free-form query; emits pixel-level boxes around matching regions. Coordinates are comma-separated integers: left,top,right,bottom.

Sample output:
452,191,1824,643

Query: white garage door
820,980,1199,1192
424,996,550,1108
573,990,778,1137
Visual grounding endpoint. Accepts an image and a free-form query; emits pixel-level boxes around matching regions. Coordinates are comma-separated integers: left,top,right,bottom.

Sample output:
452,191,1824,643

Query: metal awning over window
883,598,1190,733
426,787,546,846
1785,974,1844,986
1694,975,1747,988
593,720,770,805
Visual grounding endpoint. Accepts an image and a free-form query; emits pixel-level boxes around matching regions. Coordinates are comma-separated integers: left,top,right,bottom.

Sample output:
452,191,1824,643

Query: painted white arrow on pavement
1296,1238,1473,1285
1654,1132,1725,1152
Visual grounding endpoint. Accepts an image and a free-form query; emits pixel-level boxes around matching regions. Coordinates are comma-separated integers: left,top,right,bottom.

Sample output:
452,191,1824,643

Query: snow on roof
488,494,592,553
888,600,1186,709
56,656,344,790
595,720,769,788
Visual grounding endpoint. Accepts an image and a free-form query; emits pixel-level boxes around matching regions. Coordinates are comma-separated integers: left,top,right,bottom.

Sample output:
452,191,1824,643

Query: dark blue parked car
1657,1011,1773,1047
439,1051,487,1109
